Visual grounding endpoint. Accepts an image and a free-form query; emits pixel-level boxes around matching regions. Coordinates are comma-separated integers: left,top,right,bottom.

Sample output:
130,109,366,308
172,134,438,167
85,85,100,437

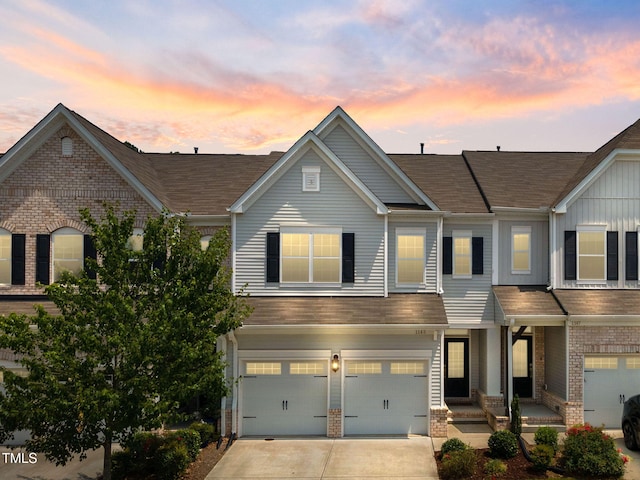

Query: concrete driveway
206,436,439,480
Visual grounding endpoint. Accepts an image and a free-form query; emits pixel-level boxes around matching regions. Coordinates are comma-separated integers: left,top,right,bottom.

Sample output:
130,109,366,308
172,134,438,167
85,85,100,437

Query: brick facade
429,407,448,438
327,409,341,438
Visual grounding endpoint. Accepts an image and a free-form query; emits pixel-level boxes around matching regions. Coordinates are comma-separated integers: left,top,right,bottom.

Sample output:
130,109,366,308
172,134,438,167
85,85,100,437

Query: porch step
522,423,565,433
447,404,487,424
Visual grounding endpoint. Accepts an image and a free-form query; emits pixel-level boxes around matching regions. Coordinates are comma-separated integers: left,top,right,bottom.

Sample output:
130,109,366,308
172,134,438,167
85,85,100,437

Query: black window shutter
607,231,618,281
11,234,26,285
564,231,577,280
266,232,280,282
342,233,355,283
35,234,51,285
443,237,452,275
472,237,484,275
84,234,97,280
626,231,638,281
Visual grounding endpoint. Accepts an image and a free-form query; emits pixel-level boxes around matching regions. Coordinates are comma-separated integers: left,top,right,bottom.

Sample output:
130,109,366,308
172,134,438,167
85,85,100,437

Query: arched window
52,227,84,281
127,228,144,252
0,228,10,284
200,235,212,251
61,136,73,156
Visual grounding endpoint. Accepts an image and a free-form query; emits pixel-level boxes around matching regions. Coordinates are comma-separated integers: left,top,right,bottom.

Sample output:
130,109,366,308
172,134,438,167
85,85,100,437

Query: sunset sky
2,0,640,155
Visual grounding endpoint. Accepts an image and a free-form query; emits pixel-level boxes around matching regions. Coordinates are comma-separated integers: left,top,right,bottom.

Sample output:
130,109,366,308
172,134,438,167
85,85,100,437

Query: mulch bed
182,437,229,480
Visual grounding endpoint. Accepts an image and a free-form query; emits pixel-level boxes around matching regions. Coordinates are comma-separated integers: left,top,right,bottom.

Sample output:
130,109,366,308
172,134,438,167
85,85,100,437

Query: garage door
344,360,428,435
241,360,328,436
584,356,640,427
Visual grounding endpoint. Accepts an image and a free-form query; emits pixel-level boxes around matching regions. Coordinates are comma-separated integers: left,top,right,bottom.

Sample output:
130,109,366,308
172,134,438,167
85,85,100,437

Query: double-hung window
396,228,425,285
453,231,472,278
511,226,531,274
281,228,341,283
0,229,10,285
577,226,606,282
52,228,84,281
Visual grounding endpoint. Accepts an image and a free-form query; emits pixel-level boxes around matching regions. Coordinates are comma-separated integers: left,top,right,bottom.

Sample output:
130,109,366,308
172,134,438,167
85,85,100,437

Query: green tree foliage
0,204,250,480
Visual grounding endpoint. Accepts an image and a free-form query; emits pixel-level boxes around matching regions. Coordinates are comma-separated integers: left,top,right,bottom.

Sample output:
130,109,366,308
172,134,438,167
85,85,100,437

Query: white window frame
395,228,426,286
577,225,606,283
52,227,84,282
452,230,472,279
280,227,342,285
511,226,531,274
302,166,320,192
0,228,10,285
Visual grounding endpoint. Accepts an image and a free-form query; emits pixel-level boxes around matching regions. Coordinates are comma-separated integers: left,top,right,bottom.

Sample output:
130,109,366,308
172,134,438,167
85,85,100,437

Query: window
61,136,73,156
0,229,10,284
127,228,144,252
347,362,382,374
390,362,425,374
281,229,340,283
245,362,281,375
290,362,326,374
200,235,212,251
52,228,84,281
584,357,618,369
396,229,425,284
578,227,605,281
302,166,320,192
512,226,531,274
453,231,472,278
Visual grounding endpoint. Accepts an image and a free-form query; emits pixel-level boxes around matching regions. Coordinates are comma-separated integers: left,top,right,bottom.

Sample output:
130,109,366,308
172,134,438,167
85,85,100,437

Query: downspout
437,215,443,295
231,213,237,294
549,210,555,289
228,330,239,437
384,214,388,297
217,336,228,435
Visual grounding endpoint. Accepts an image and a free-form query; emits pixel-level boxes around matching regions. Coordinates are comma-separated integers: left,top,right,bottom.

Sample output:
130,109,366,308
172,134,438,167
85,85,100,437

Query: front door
444,338,469,397
513,337,533,398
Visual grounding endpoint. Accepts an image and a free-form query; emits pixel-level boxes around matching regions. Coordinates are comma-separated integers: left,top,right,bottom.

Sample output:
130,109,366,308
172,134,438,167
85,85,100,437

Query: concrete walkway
206,436,439,479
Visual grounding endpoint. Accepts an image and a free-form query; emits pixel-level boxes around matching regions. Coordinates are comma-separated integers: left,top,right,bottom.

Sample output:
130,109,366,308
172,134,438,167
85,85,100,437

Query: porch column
485,326,501,396
506,324,513,409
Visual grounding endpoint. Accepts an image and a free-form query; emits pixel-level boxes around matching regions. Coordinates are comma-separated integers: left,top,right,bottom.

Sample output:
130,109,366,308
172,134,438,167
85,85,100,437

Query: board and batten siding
544,326,566,398
235,332,442,408
498,220,549,285
321,124,415,203
388,220,439,293
234,148,385,295
555,159,640,289
442,224,494,325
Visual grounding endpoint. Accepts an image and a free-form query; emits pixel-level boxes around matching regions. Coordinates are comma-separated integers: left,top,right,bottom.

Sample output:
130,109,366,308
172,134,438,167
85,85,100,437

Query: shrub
561,423,625,478
531,444,555,472
484,458,507,477
488,430,518,459
439,448,477,480
166,428,201,462
189,421,217,446
155,441,191,480
122,431,163,474
534,426,559,454
510,394,522,437
440,437,468,456
110,450,133,480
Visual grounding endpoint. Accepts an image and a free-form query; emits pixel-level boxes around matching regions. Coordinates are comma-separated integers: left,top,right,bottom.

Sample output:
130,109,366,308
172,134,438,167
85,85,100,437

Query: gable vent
61,136,73,156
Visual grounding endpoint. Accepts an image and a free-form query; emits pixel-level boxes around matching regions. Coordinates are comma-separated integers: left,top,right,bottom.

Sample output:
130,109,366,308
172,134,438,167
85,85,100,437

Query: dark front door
513,336,533,398
444,338,469,397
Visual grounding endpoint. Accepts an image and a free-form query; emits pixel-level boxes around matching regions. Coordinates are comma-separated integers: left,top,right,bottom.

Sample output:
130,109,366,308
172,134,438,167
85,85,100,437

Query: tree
0,204,250,480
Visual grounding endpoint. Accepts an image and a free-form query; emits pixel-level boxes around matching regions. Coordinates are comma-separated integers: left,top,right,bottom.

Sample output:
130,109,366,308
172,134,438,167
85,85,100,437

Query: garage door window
347,362,382,374
246,362,281,375
584,357,617,369
626,358,640,369
390,362,425,374
290,362,326,374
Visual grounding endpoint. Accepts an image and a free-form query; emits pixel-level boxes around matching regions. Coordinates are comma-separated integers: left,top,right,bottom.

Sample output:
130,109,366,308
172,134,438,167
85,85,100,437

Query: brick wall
430,406,448,438
327,409,341,437
534,326,545,402
0,125,157,294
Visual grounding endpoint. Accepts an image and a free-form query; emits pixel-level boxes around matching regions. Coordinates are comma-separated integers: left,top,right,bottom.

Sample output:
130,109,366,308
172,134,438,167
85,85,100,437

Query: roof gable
228,130,388,214
0,104,165,212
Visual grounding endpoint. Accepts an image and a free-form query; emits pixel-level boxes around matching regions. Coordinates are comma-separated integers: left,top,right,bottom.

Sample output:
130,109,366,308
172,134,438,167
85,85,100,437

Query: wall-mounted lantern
331,354,340,373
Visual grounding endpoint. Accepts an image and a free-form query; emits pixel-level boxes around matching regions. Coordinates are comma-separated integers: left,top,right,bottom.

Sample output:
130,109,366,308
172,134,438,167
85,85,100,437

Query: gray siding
322,124,414,203
556,159,640,288
442,223,494,325
236,332,442,408
388,220,438,293
498,220,549,285
235,148,385,295
544,326,566,398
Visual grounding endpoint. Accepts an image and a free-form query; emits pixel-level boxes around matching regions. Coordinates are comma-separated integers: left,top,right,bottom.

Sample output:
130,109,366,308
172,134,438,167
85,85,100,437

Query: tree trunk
102,433,112,480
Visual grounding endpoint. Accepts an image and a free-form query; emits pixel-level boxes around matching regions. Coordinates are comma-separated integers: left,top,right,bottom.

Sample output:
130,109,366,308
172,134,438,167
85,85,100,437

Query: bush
531,444,555,472
122,431,163,474
488,430,518,459
484,458,507,477
510,394,522,437
439,448,477,480
189,421,217,446
166,428,201,462
440,437,468,456
534,426,559,454
155,441,191,480
110,450,133,480
561,423,625,478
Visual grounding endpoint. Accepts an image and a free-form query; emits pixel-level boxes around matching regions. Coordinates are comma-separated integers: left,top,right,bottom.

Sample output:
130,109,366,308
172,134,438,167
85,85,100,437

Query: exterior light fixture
331,354,340,372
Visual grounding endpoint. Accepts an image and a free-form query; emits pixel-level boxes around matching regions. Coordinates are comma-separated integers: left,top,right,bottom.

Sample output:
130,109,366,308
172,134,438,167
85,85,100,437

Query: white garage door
241,360,328,436
344,360,429,435
584,356,640,427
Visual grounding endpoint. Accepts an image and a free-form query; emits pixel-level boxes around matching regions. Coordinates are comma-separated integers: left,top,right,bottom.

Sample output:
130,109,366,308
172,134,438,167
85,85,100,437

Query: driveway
206,436,439,479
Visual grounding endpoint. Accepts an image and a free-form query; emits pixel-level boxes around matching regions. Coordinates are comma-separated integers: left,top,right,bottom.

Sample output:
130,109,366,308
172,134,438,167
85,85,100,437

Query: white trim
238,349,332,360
302,166,321,192
231,213,237,294
492,219,499,285
341,349,432,359
384,215,389,297
280,227,342,284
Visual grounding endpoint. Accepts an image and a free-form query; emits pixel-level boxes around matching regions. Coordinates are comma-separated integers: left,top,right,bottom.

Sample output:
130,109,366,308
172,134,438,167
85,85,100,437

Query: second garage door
344,360,429,435
584,356,640,427
241,360,328,436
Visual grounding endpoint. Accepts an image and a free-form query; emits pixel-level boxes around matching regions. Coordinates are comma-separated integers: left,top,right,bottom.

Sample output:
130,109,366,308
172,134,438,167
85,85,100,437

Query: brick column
328,409,342,437
430,406,448,438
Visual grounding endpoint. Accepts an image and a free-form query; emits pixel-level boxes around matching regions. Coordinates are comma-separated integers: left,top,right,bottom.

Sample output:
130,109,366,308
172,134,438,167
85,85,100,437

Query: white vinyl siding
0,230,10,284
